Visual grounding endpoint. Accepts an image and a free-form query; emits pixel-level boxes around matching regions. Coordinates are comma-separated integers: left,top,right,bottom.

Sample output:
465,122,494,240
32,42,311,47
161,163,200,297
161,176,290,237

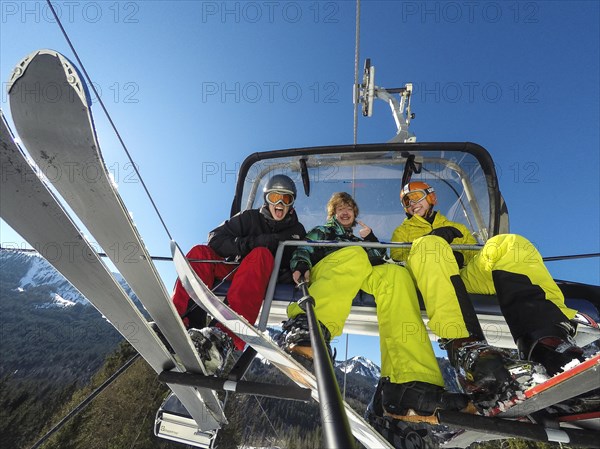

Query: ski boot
380,378,472,423
365,379,432,449
441,337,545,404
188,327,234,376
517,321,586,376
277,313,334,362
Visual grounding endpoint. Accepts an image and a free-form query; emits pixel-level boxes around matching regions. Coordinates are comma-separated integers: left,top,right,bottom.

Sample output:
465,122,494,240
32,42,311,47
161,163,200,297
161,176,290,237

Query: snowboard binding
441,338,547,407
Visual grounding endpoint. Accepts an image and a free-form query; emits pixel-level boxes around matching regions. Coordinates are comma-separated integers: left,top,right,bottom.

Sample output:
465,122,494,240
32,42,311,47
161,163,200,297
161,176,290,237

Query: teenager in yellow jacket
389,182,584,397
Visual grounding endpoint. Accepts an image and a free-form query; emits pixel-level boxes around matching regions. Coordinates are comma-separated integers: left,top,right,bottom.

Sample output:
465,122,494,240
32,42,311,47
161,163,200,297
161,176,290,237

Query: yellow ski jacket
390,212,477,264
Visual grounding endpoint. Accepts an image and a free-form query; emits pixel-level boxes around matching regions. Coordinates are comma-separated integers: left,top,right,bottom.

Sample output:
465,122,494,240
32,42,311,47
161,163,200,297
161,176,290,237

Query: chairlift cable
543,253,600,262
29,353,140,449
44,0,174,241
2,246,598,264
253,395,280,440
353,0,361,145
351,0,361,199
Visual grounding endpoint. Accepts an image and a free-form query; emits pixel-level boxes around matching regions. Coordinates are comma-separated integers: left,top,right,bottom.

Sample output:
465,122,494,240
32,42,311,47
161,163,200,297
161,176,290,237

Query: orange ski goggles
265,191,295,207
401,189,428,207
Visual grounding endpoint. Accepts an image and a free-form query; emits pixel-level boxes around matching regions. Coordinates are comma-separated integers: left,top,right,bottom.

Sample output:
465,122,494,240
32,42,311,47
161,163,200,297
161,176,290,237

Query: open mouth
273,206,285,219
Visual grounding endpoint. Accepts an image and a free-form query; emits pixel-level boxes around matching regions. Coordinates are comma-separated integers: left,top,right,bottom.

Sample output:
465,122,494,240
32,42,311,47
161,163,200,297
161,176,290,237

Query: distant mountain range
1,248,140,308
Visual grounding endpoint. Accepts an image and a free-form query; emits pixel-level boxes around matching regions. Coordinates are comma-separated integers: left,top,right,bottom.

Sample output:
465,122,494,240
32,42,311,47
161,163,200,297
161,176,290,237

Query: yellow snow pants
406,234,577,340
287,246,445,387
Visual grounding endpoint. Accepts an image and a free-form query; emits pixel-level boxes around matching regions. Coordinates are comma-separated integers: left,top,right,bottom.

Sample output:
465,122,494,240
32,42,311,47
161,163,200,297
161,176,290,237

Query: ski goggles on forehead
266,191,295,207
401,190,428,207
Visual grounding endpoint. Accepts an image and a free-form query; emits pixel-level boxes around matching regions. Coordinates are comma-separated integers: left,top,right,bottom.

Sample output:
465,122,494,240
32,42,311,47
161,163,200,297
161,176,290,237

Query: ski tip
7,49,58,93
8,48,91,109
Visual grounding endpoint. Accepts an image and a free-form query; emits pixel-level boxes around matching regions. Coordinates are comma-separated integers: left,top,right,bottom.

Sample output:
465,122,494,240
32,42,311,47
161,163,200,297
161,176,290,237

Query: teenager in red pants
171,174,306,374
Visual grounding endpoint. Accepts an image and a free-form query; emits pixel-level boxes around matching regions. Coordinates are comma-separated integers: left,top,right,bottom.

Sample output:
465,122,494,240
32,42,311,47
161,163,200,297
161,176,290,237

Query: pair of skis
2,48,225,431
4,49,392,448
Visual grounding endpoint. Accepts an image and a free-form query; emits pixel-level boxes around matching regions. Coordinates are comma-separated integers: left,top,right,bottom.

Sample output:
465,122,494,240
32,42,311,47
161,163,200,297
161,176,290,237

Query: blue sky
1,1,598,365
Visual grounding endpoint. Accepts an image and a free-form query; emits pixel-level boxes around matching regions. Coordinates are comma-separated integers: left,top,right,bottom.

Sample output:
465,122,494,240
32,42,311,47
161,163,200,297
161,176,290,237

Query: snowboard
0,111,222,430
7,49,226,427
171,240,394,449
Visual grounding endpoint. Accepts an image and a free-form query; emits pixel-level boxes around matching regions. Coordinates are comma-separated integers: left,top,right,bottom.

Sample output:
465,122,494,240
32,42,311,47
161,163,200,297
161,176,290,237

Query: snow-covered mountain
335,355,461,391
335,356,381,383
263,327,382,384
12,251,84,305
0,249,137,308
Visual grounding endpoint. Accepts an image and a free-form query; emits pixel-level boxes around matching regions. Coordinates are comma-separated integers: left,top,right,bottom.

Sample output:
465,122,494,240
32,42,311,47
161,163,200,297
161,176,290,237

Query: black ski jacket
208,207,306,282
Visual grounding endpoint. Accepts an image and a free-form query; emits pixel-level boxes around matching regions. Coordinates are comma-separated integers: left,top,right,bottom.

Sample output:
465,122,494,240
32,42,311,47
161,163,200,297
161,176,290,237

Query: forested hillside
0,250,123,448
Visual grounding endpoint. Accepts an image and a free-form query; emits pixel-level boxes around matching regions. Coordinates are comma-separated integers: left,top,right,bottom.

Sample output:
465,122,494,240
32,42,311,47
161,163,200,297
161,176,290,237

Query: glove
453,251,465,268
293,261,310,278
429,226,463,244
254,233,279,252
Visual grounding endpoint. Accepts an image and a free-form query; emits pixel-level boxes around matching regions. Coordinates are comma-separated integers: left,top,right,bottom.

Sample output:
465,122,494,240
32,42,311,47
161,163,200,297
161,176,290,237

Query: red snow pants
171,245,274,349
